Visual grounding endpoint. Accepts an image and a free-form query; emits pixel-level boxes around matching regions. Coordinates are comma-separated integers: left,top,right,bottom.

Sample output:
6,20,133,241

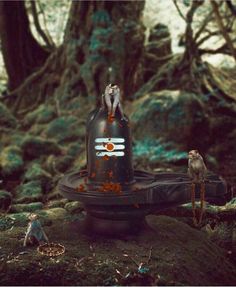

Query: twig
194,9,214,42
36,0,55,46
197,28,232,47
211,0,236,62
123,253,139,267
226,0,236,16
172,0,187,22
30,0,54,50
146,246,153,264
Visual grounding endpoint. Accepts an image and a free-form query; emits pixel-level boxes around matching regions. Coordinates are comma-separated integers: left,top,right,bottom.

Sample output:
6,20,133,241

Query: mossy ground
0,215,235,286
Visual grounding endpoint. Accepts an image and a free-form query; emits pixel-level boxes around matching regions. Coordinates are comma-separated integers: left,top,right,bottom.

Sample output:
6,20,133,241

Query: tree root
3,46,64,115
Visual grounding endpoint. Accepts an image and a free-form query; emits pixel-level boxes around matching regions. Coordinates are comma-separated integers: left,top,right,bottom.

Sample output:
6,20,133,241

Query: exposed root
4,46,64,115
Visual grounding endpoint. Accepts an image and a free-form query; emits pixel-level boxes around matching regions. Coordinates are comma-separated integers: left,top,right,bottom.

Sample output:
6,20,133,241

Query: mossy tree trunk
3,0,145,115
0,1,50,90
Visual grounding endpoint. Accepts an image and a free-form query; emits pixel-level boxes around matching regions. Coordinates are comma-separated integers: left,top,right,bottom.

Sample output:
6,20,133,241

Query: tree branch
182,0,203,62
36,0,56,46
226,0,236,16
199,47,230,56
30,0,55,50
172,0,187,22
211,0,236,62
194,9,214,42
197,28,232,47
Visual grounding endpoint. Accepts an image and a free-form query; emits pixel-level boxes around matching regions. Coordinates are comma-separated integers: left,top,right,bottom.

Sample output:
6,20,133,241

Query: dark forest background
0,0,235,189
0,1,236,285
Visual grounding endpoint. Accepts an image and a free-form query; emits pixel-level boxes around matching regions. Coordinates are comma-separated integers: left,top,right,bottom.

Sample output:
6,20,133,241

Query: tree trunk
0,0,49,90
4,0,145,114
63,0,145,103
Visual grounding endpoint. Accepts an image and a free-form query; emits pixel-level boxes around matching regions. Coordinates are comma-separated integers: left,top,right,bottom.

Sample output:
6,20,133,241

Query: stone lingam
58,85,227,235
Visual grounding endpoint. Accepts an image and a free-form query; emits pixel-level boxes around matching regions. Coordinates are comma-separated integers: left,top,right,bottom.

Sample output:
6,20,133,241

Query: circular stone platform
58,170,227,234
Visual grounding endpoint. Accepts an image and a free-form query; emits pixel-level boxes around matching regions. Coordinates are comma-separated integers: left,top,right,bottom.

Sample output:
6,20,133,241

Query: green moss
30,123,48,136
67,142,81,157
92,10,111,26
0,190,12,212
24,162,52,188
7,211,51,227
21,136,61,159
37,207,67,221
0,215,15,231
89,27,113,54
10,202,44,213
45,116,84,143
54,155,74,173
15,181,43,204
133,138,187,164
7,212,30,227
131,90,208,150
46,199,68,209
0,146,24,177
24,104,56,125
64,201,84,214
0,103,17,129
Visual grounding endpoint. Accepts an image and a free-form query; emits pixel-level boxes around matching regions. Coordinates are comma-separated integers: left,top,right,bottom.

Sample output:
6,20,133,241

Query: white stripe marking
95,138,125,143
96,151,125,157
95,144,125,150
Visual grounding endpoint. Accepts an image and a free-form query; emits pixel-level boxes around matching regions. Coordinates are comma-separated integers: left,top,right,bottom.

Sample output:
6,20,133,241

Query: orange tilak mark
91,172,96,178
105,142,115,151
103,155,109,161
98,182,122,194
77,184,85,192
108,113,115,123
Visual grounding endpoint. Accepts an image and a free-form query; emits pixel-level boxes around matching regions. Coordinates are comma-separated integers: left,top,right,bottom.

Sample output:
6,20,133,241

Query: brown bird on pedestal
188,150,207,227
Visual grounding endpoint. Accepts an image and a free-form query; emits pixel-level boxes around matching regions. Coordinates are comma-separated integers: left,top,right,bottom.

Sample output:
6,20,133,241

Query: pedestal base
83,214,148,236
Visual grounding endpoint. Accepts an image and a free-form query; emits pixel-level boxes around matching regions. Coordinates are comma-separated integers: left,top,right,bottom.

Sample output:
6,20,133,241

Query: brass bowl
37,242,65,257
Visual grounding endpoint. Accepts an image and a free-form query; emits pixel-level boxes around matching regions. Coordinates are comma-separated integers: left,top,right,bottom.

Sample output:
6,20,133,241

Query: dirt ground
0,214,235,286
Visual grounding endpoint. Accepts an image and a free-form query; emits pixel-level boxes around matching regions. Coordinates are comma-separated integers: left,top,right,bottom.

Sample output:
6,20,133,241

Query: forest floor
0,213,236,286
